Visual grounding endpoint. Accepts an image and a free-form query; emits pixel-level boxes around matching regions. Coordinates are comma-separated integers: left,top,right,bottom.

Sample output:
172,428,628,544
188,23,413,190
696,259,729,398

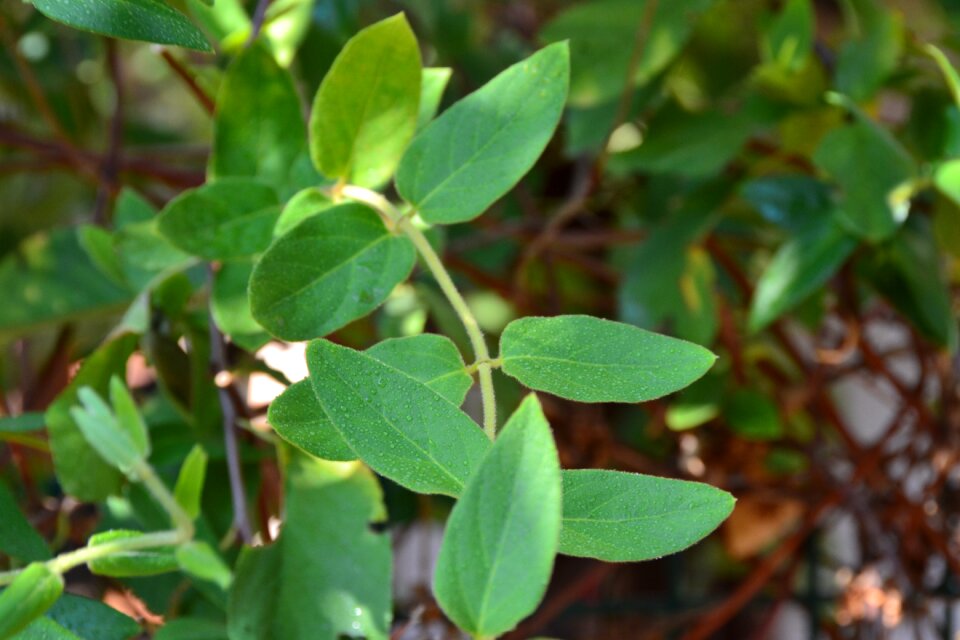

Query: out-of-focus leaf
0,481,50,562
835,0,903,100
0,229,131,339
724,389,783,440
228,456,391,640
748,215,857,332
541,0,716,107
211,261,261,337
417,68,452,130
210,45,309,197
153,618,227,640
761,0,813,71
857,218,959,351
31,0,211,51
740,175,833,234
46,334,138,500
173,445,208,520
18,594,141,640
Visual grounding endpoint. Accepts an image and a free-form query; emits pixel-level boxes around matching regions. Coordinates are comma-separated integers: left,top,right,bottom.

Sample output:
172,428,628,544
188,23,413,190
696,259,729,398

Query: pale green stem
338,184,402,228
923,44,960,110
397,217,498,440
0,459,194,587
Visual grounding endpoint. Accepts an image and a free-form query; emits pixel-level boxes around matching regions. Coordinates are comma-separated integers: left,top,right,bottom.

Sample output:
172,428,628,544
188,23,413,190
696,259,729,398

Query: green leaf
835,0,902,100
174,445,208,521
724,390,784,440
500,315,716,403
934,159,960,208
46,335,138,501
541,0,715,107
0,229,131,340
86,530,178,578
0,563,64,639
273,188,333,237
176,542,232,590
70,387,143,477
114,216,194,293
417,68,452,130
210,45,308,196
366,334,472,404
748,216,858,332
740,175,833,234
0,481,50,562
559,470,735,562
108,377,150,460
0,414,45,434
228,456,391,640
11,616,82,640
396,43,569,224
306,340,490,496
21,594,139,640
77,225,125,287
249,203,416,341
813,101,915,242
434,395,561,637
269,334,471,462
269,381,356,462
858,217,959,351
153,618,227,640
211,261,262,337
31,0,211,51
309,14,421,187
158,180,280,260
761,0,814,72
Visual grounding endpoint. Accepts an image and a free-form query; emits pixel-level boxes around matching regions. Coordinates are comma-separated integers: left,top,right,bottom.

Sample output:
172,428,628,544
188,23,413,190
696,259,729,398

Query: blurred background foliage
2,0,960,638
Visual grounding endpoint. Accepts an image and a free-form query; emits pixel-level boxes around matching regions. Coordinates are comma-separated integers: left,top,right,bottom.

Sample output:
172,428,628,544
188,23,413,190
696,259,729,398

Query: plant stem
47,529,185,576
397,218,498,440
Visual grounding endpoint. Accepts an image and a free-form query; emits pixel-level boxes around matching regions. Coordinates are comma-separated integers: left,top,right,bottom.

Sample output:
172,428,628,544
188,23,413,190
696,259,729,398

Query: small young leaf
176,542,232,590
87,530,178,577
306,340,490,496
31,0,211,51
157,180,280,260
309,14,421,187
434,395,562,636
559,470,735,562
46,335,138,501
0,481,51,562
396,43,569,224
173,445,209,521
0,562,64,639
249,203,415,341
70,390,142,477
210,44,308,196
417,68,452,130
108,377,150,460
748,217,857,332
500,315,716,403
228,456,391,640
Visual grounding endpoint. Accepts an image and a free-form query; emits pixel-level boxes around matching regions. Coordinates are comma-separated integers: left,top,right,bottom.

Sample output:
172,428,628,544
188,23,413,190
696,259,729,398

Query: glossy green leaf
33,594,139,640
306,340,490,496
273,188,333,237
541,0,715,107
559,470,735,561
500,315,716,403
158,180,280,260
46,335,138,501
210,45,307,196
748,217,857,332
0,563,64,639
858,217,959,351
211,261,262,337
0,229,131,340
434,395,561,637
228,456,391,640
249,203,416,341
174,445,208,521
813,109,915,242
31,0,211,51
0,482,50,562
740,175,833,234
176,542,232,590
11,616,81,639
396,43,569,224
87,530,178,577
309,14,421,187
270,334,471,461
417,68,452,130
